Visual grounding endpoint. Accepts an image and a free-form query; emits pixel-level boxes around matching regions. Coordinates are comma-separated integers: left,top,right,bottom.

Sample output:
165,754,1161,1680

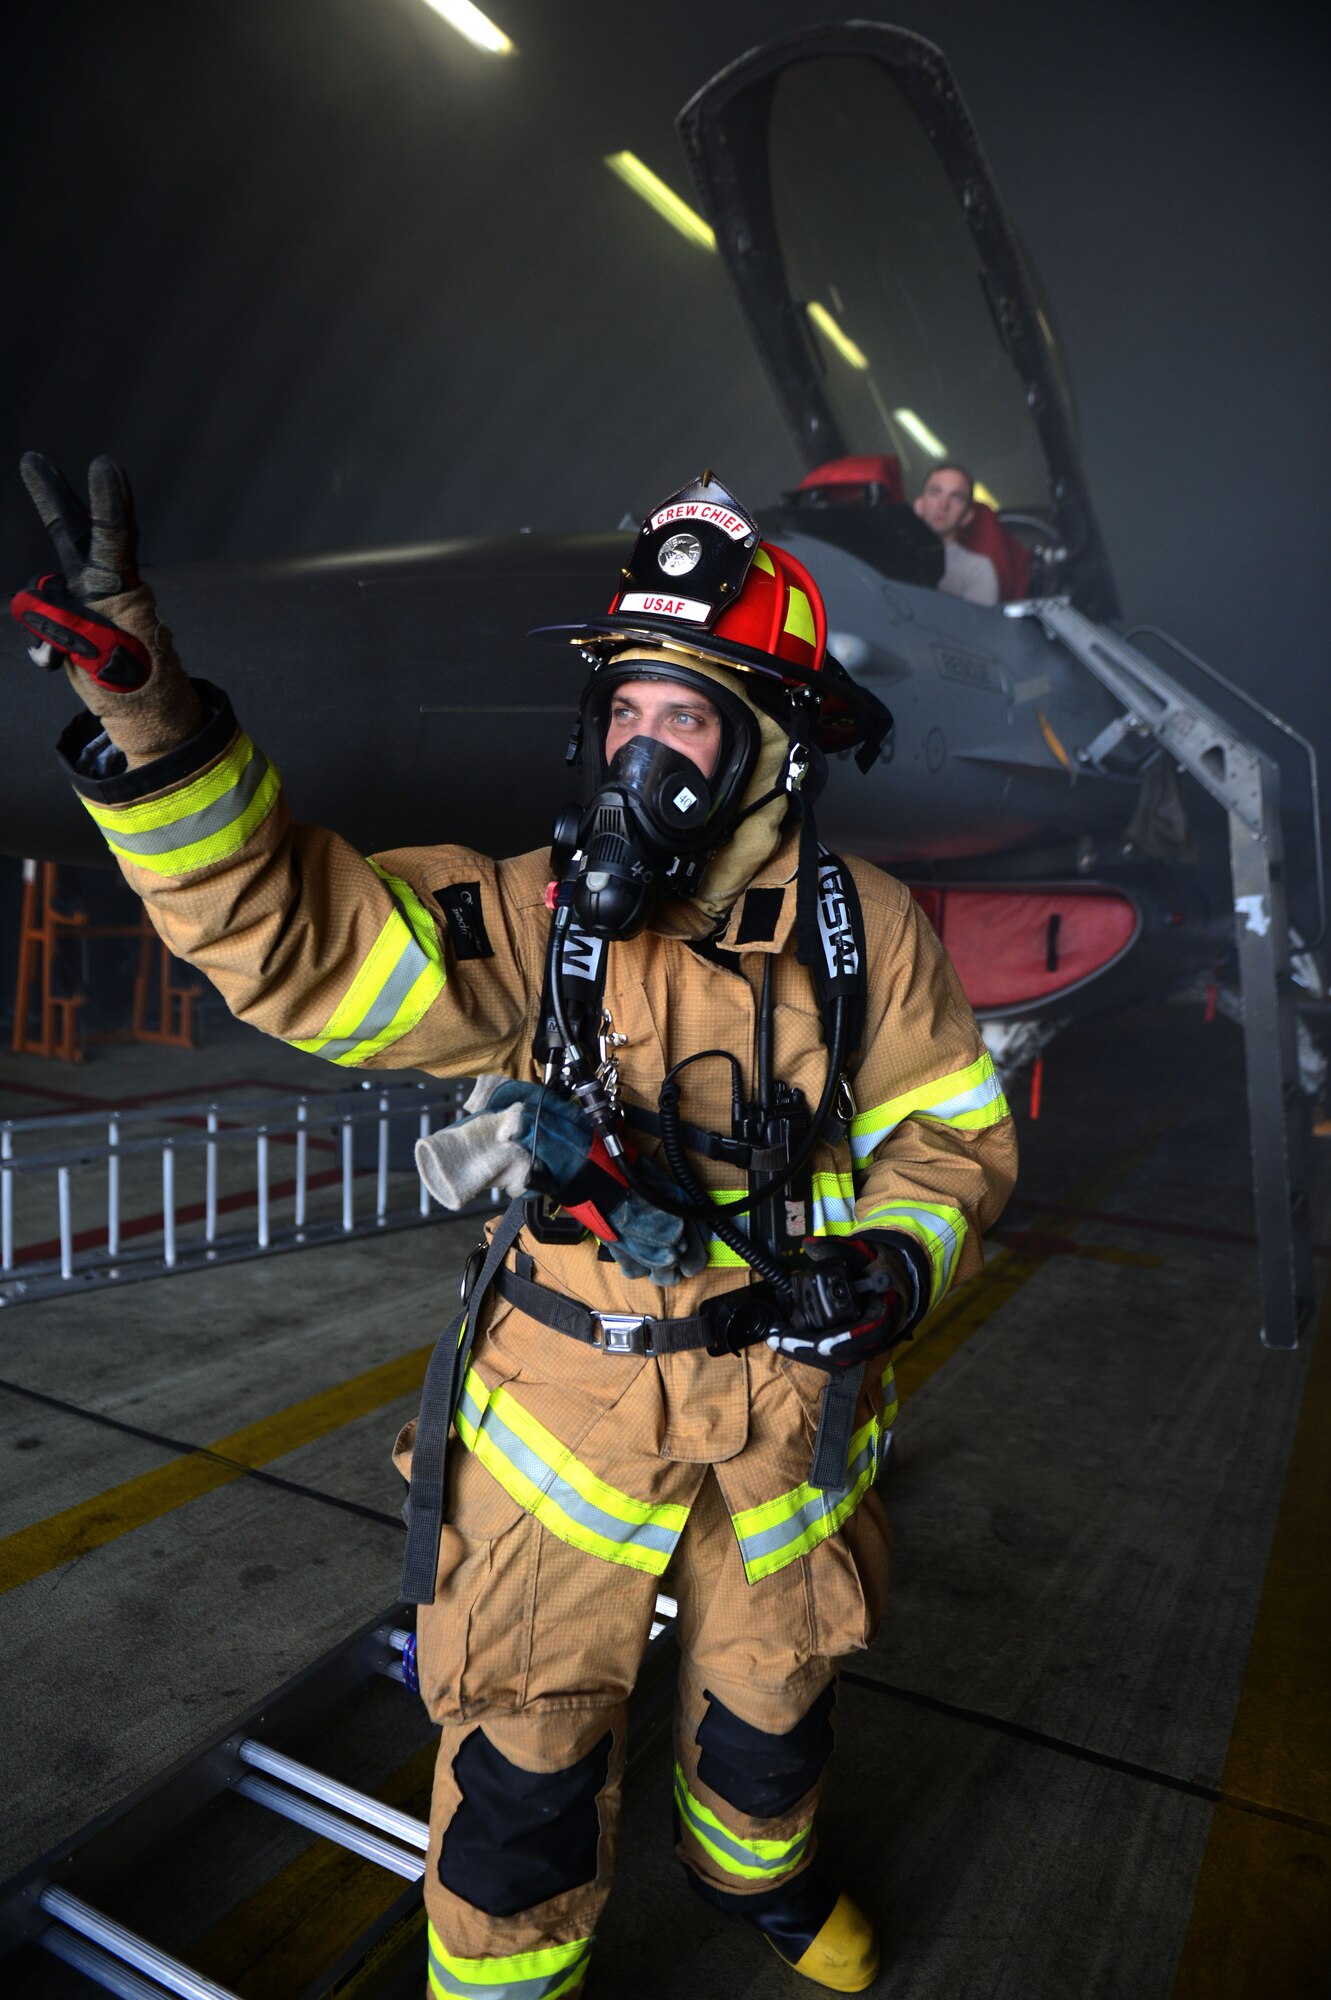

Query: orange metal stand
11,860,200,1061
131,906,200,1048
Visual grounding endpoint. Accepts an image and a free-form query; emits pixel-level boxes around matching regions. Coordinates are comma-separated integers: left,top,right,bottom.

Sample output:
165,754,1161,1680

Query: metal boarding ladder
0,1078,487,1309
1010,600,1320,1350
2,1597,681,1999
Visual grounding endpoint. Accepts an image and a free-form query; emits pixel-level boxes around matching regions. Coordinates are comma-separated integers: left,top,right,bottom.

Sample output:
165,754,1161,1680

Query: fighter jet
3,23,1316,1345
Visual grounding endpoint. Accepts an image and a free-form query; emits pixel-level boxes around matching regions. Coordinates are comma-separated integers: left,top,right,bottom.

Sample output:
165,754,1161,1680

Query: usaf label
618,590,710,623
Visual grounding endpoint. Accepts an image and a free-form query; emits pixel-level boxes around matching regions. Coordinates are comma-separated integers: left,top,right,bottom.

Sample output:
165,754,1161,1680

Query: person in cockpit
913,465,999,608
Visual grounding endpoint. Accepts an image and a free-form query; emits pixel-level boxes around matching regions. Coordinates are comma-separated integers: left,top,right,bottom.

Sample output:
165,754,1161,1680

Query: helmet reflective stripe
672,1765,814,1879
454,1369,688,1575
784,585,816,648
427,1921,591,1998
858,1200,967,1309
701,539,823,675
81,733,280,877
850,1052,1009,1166
729,1415,887,1584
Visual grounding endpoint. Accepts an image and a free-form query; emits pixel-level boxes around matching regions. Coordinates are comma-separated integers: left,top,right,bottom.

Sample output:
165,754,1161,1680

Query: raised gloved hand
12,453,201,763
415,1077,708,1286
766,1234,914,1370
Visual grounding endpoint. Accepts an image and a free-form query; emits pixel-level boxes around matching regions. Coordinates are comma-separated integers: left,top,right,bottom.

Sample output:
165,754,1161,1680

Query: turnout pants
398,1311,894,2000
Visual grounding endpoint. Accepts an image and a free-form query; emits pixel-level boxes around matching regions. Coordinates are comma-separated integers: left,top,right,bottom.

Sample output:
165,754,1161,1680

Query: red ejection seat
795,457,1032,601
957,502,1031,602
793,455,904,506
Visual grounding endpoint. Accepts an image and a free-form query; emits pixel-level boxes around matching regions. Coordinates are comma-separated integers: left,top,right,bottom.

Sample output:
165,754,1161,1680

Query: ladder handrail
1123,621,1326,949
1010,598,1316,1350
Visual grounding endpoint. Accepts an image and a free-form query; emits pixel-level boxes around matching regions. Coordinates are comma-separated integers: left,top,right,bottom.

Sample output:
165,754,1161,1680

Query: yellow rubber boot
771,1891,880,1992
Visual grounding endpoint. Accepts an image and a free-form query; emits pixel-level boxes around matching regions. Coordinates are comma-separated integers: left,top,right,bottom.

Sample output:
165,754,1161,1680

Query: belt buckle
596,1313,649,1355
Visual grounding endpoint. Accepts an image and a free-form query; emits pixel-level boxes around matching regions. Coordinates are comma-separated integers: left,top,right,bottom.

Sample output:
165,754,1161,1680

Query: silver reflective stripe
868,1201,963,1291
673,1771,811,1875
735,1431,877,1569
811,1189,855,1231
458,1381,682,1562
103,748,271,855
919,1071,1006,1124
427,1936,590,1999
313,931,432,1063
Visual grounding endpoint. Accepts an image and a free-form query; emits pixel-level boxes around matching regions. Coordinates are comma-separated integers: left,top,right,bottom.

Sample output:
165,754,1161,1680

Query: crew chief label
647,500,752,540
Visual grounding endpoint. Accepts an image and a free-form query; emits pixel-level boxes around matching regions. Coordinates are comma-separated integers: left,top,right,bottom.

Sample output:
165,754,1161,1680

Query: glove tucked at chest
415,1076,708,1286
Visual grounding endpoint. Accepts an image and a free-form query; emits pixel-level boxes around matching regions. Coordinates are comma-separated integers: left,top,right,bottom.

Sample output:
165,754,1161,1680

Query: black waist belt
495,1263,731,1355
495,1262,808,1361
497,1261,865,1495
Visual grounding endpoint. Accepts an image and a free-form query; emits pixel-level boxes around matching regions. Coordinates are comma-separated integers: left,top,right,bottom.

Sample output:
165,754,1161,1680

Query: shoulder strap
399,1193,527,1605
794,805,869,1070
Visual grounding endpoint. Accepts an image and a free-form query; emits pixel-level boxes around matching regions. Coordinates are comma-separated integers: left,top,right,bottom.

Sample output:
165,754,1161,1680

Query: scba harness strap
400,1195,527,1604
532,847,868,1079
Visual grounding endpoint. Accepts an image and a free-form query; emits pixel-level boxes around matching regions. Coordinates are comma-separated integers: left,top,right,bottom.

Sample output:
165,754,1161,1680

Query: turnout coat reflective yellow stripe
63,687,1017,1574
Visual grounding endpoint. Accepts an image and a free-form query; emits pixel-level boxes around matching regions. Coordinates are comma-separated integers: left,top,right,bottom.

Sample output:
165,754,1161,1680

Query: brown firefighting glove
12,453,201,766
767,1234,915,1370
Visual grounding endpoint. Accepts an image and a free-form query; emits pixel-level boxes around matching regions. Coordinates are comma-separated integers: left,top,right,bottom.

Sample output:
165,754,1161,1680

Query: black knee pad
696,1683,835,1819
439,1726,612,1916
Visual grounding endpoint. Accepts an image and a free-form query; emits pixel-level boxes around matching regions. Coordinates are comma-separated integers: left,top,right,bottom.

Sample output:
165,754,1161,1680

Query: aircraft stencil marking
1235,894,1272,938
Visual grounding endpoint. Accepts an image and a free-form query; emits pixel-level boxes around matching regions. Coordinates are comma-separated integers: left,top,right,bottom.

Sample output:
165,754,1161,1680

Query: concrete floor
1,1000,1328,1997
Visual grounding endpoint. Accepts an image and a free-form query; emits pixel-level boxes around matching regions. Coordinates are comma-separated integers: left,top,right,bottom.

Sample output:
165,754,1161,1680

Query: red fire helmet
531,474,891,767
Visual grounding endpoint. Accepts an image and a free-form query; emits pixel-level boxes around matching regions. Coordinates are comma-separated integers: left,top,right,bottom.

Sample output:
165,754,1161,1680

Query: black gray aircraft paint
5,24,1291,1044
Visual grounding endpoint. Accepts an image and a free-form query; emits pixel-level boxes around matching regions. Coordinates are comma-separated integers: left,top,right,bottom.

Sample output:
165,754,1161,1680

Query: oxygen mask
550,733,718,940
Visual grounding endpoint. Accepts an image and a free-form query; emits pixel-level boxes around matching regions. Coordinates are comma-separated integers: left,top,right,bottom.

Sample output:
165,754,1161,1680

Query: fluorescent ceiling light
605,153,716,250
806,301,868,370
973,480,1002,510
421,0,515,56
893,407,948,458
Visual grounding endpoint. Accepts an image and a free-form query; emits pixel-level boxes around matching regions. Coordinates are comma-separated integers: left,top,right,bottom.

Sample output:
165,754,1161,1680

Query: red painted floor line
9,1166,368,1267
0,1074,338,1112
1005,1192,1331,1260
992,1228,1128,1259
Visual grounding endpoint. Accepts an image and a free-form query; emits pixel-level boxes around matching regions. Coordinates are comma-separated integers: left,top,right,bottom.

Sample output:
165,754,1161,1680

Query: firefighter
14,458,1017,1995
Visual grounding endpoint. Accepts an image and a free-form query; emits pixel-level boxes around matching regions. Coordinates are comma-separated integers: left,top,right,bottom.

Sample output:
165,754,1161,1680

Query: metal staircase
1011,600,1320,1350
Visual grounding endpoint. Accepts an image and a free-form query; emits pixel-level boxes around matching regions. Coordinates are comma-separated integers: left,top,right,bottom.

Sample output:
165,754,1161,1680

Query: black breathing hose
657,995,845,1231
546,897,845,1299
656,1079,795,1296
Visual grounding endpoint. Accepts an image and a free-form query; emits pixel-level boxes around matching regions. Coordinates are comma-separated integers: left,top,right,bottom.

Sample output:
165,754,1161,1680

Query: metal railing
1,1078,484,1309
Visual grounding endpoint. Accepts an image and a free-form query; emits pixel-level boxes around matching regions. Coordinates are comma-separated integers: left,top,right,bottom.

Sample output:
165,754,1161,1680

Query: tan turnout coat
63,685,1017,1972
